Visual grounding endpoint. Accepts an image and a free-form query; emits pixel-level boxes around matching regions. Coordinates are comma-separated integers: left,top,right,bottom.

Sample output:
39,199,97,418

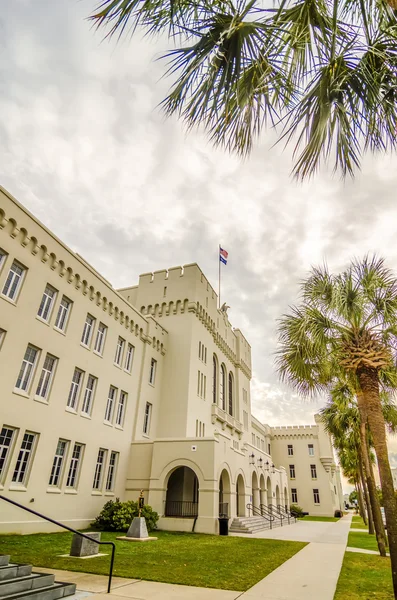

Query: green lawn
298,516,340,522
350,516,368,530
0,531,306,591
348,532,381,553
334,553,392,599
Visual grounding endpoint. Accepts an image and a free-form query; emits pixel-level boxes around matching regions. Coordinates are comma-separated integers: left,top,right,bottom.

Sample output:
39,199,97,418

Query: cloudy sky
2,0,397,485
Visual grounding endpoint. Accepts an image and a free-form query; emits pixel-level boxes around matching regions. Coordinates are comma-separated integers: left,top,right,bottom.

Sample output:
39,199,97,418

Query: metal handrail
276,504,291,524
259,504,278,523
0,494,115,593
246,503,274,529
277,505,297,524
268,504,285,526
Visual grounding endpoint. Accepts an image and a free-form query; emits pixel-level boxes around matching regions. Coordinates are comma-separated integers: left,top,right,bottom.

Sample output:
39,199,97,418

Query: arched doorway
276,485,280,507
236,474,246,517
266,476,272,507
165,466,199,517
219,469,231,517
259,474,266,507
252,471,260,508
284,487,288,511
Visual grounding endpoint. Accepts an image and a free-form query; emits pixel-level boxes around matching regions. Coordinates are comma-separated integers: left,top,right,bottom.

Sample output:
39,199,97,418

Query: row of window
198,341,207,364
197,371,207,399
195,420,205,437
291,488,320,505
289,464,317,479
212,356,234,416
0,426,119,492
287,444,314,456
251,433,271,455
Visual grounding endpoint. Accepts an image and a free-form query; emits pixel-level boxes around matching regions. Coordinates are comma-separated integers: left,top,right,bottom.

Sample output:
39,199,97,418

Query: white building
0,186,344,535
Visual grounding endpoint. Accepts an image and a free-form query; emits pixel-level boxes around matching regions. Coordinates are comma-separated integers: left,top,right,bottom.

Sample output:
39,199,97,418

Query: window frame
37,284,57,323
2,260,26,302
115,391,127,427
308,444,315,456
54,296,72,333
94,323,107,355
313,488,320,504
289,464,296,479
15,345,39,394
0,426,17,484
81,375,97,416
291,488,298,504
149,358,157,385
310,464,317,479
12,431,38,486
124,343,134,373
104,386,117,423
92,448,107,491
67,368,84,411
105,451,118,492
287,444,294,456
48,439,69,488
143,402,152,435
35,353,57,401
81,314,95,348
66,442,84,489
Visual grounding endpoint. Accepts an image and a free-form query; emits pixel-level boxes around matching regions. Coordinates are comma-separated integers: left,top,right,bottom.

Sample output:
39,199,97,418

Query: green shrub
92,499,159,532
290,504,304,518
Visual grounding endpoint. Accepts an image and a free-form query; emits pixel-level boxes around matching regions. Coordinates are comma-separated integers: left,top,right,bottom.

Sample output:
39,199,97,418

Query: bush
334,510,343,518
290,504,304,518
92,498,159,532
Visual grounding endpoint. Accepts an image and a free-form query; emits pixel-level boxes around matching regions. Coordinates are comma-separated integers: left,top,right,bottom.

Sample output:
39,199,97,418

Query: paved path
346,546,388,556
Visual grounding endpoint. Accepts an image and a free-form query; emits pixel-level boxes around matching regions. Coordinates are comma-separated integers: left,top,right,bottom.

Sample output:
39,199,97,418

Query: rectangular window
105,386,117,422
48,439,68,487
149,358,157,385
2,261,25,301
124,343,134,372
114,337,125,366
35,354,56,400
143,402,152,434
313,488,320,504
289,464,295,479
12,432,37,485
243,411,248,431
204,347,207,364
67,368,83,410
288,444,294,456
55,297,72,332
93,448,107,490
0,249,7,271
0,427,16,481
15,345,39,392
37,285,57,321
268,443,271,455
94,323,107,355
252,433,255,446
66,443,83,488
81,375,96,415
291,488,298,504
308,444,314,456
81,315,95,347
256,436,260,448
310,464,317,479
116,391,127,426
199,341,201,360
105,451,118,491
0,328,5,349
243,389,248,404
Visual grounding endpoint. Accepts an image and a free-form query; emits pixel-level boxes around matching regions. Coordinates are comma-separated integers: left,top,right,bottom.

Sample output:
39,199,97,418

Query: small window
116,391,127,427
287,444,294,456
289,464,295,479
268,443,271,455
54,297,72,332
93,448,107,490
35,354,57,400
220,365,226,411
0,249,7,271
243,411,248,431
12,432,37,485
81,315,95,347
0,426,17,482
228,373,233,416
106,451,118,492
308,444,314,456
252,433,255,445
124,343,134,372
94,323,107,355
149,358,157,385
105,386,117,423
81,375,96,415
15,345,39,392
291,488,298,504
2,261,26,301
310,464,317,479
313,488,320,504
0,328,6,350
66,443,83,488
67,368,83,410
163,286,167,297
37,285,57,322
48,439,68,487
114,337,125,366
143,402,152,434
243,389,248,404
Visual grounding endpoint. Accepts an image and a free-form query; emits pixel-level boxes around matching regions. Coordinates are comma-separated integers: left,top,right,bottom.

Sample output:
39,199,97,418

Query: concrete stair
0,556,76,600
229,515,283,534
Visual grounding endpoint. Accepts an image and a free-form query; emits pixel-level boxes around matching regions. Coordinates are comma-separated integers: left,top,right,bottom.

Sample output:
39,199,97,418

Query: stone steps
0,557,76,600
229,514,289,534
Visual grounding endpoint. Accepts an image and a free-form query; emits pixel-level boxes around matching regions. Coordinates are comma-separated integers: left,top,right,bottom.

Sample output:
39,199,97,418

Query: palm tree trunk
358,365,397,599
359,456,374,535
357,392,387,555
368,452,388,547
356,478,367,524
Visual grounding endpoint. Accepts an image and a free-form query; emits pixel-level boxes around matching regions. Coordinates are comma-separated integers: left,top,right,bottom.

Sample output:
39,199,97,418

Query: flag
220,247,228,265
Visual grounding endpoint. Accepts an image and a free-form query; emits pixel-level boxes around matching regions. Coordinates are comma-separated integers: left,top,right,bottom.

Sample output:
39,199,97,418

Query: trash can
218,517,229,536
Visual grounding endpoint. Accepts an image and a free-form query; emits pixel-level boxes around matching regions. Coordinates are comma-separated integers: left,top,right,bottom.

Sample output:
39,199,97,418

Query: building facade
0,186,343,534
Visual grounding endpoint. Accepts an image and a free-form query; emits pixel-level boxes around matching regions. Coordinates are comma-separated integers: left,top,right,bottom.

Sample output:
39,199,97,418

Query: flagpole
218,244,221,309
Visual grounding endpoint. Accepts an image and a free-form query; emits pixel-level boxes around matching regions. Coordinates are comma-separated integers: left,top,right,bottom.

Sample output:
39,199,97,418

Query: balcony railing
165,500,198,518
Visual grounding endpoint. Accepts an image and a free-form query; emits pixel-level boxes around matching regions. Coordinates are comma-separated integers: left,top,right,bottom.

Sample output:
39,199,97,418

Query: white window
105,386,117,422
288,444,294,456
114,337,125,366
2,261,25,301
93,448,107,490
310,464,317,479
0,249,7,271
308,444,314,456
66,443,83,488
55,297,72,332
289,464,295,479
116,391,127,426
94,323,107,355
220,365,226,410
15,345,39,392
81,375,96,415
81,315,95,347
35,354,56,400
143,402,152,434
291,488,298,503
106,451,118,491
0,427,16,481
37,285,57,321
0,328,6,350
48,439,68,487
149,358,157,385
12,432,37,485
67,368,83,410
313,488,320,504
124,343,134,372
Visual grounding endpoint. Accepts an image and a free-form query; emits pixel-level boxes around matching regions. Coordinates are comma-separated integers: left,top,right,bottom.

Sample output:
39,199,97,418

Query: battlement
138,263,217,295
271,424,318,432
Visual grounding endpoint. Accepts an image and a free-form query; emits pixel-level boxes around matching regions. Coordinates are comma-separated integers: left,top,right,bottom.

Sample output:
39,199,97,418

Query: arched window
220,365,226,411
228,372,233,416
212,355,218,404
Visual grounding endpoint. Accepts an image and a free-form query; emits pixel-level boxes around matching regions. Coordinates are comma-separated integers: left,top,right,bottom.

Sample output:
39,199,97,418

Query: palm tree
90,0,397,178
276,256,397,597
